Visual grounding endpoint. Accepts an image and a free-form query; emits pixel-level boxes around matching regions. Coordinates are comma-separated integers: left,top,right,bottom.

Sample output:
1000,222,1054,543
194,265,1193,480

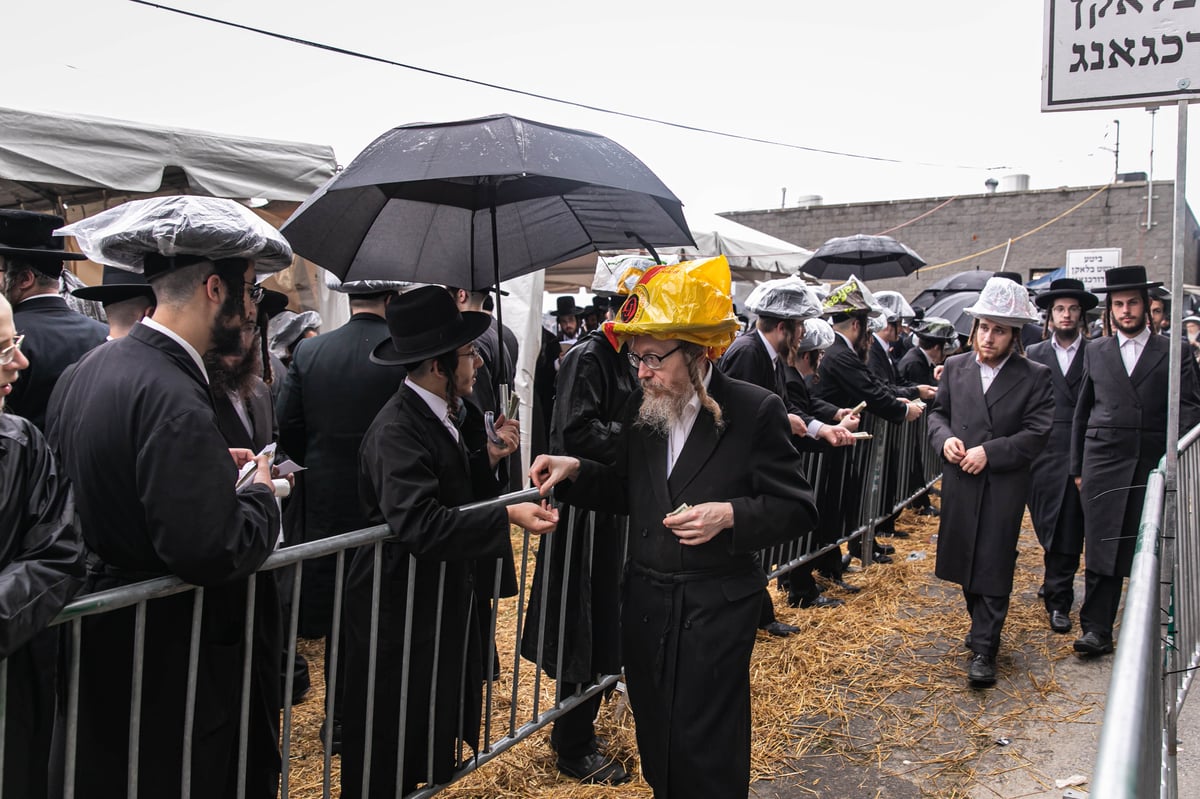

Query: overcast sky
4,0,1198,245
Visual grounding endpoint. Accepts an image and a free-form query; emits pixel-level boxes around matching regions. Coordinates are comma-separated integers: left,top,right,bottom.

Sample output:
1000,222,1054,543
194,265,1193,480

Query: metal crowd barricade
1092,424,1200,799
3,417,944,799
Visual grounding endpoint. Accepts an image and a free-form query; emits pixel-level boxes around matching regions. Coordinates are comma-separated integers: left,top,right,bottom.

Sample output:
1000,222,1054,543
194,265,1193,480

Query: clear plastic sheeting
268,310,323,360
797,318,836,352
323,271,418,295
874,290,916,322
912,316,958,342
592,254,658,294
963,277,1040,327
822,274,885,317
744,276,823,320
57,196,294,274
603,255,740,358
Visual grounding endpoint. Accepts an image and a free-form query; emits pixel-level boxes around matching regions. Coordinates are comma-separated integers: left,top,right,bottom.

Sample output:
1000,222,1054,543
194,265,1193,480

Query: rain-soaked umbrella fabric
280,114,694,289
801,233,925,281
923,290,981,336
911,269,996,309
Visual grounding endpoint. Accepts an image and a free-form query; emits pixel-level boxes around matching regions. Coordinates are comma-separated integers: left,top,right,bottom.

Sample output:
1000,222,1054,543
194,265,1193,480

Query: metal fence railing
1092,424,1200,799
1,414,943,799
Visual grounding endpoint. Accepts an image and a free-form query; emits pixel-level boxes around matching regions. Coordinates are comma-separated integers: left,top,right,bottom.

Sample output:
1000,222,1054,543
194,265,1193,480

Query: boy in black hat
1026,279,1096,634
1071,266,1200,655
71,264,155,340
342,285,557,798
0,210,107,429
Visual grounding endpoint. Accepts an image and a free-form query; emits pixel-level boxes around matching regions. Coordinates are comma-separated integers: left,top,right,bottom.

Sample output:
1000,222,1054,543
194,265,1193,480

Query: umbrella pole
490,192,508,406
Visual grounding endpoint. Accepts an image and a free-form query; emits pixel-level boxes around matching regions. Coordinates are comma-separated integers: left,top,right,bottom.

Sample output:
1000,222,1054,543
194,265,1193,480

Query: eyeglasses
0,334,24,366
627,344,683,371
457,345,479,359
206,274,264,304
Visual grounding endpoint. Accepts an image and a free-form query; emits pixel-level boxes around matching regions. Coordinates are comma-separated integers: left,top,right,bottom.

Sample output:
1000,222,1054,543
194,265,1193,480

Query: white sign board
1043,0,1200,111
1066,247,1122,289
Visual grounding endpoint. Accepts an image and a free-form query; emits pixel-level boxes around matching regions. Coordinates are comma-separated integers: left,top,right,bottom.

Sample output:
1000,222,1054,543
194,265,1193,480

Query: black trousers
550,685,603,759
1079,569,1126,638
1043,551,1080,614
963,590,1010,657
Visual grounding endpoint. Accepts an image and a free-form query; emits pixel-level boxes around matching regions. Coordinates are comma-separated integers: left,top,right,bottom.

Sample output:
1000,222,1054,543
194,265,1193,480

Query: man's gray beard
635,386,690,437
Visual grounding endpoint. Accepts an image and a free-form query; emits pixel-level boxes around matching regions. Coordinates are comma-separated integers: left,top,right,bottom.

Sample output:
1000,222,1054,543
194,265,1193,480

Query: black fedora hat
371,284,491,366
1034,278,1098,311
1093,265,1163,293
0,210,87,274
551,295,585,317
72,265,156,305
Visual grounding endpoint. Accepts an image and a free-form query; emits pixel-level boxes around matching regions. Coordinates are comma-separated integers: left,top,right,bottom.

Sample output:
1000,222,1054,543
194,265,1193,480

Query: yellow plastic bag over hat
603,255,741,359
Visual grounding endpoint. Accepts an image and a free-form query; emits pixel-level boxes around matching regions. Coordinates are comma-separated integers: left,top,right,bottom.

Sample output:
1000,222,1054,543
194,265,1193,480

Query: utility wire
130,0,1010,173
875,195,960,236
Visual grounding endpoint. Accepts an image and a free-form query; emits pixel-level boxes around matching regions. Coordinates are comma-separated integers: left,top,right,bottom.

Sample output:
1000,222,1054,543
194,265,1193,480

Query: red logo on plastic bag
619,295,639,322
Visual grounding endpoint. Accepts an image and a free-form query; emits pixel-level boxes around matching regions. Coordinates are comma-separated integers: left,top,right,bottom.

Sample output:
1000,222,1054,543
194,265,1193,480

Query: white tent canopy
0,106,338,209
542,209,812,292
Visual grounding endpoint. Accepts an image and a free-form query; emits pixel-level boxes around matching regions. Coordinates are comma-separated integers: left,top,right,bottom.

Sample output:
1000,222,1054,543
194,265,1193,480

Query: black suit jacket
1025,338,1087,549
897,346,937,387
1071,332,1200,575
717,329,799,411
812,334,909,423
868,336,919,399
11,295,107,430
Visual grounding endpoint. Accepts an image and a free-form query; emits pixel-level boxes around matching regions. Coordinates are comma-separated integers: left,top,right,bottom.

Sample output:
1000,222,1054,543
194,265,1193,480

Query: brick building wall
722,181,1200,300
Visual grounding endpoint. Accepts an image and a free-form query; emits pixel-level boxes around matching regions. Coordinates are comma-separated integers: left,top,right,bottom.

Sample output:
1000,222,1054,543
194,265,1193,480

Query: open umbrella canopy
801,233,925,281
911,269,997,309
923,290,981,336
280,114,694,288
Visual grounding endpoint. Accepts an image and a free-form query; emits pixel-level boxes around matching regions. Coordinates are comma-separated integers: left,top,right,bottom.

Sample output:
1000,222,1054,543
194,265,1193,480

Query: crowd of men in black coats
1,193,1197,799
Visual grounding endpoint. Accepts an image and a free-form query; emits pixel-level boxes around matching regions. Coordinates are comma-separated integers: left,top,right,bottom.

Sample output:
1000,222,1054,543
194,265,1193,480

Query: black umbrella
280,114,694,289
801,233,925,281
923,290,981,336
911,270,996,310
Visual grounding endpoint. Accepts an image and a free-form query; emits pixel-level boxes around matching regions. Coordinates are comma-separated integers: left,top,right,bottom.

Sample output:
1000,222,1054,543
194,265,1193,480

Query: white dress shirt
140,317,209,384
667,363,713,476
1117,326,1151,375
405,377,459,443
760,329,824,439
1050,335,1081,375
976,353,1012,393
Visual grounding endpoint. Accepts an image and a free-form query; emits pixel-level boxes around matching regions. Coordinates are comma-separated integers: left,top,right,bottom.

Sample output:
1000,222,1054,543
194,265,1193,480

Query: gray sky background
3,0,1197,245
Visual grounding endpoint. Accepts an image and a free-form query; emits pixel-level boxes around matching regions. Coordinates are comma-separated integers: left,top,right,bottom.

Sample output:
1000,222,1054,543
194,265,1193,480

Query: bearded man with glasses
530,256,817,799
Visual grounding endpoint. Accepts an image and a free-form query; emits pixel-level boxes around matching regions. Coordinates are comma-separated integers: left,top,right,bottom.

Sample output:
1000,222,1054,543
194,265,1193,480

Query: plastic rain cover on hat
592,253,659,295
874,290,915,322
324,271,417,294
603,255,740,359
56,196,294,275
963,277,1039,327
822,274,885,316
797,317,836,352
913,316,957,342
744,276,823,320
268,309,323,360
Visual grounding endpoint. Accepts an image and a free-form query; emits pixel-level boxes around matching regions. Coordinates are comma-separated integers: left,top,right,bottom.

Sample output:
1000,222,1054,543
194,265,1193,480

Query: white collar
405,376,451,425
1117,326,1152,348
139,317,209,384
756,328,780,364
1051,334,1081,353
975,351,1012,375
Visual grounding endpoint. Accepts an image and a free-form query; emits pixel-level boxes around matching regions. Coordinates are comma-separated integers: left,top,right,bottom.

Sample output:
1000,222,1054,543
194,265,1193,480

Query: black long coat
897,346,937,387
45,323,280,799
868,336,919,399
1070,333,1200,576
1025,338,1087,553
520,331,636,682
275,313,405,635
342,386,510,798
928,353,1053,595
561,368,817,799
9,295,107,430
0,414,83,799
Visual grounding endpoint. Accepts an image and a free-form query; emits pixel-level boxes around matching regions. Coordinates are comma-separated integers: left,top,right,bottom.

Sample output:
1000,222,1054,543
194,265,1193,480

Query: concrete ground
748,507,1200,799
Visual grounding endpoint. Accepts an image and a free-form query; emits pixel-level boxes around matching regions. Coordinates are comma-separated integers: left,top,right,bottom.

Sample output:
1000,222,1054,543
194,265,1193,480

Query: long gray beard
635,386,690,437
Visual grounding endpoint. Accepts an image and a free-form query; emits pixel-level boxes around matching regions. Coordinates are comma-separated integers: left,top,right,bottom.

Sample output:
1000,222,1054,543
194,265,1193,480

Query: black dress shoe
888,528,912,538
915,506,939,518
875,543,896,555
762,621,801,636
1073,631,1114,655
967,653,997,686
872,552,894,564
1049,610,1072,634
319,718,343,755
799,594,844,609
557,751,630,785
827,578,862,594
